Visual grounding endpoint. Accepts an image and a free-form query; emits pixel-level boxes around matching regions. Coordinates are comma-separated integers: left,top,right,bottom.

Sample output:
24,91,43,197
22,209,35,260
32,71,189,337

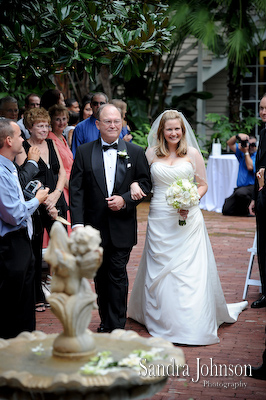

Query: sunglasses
92,101,106,106
249,143,256,148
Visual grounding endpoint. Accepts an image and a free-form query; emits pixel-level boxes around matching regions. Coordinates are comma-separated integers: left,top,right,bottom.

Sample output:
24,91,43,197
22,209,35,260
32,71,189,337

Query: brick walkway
37,203,266,400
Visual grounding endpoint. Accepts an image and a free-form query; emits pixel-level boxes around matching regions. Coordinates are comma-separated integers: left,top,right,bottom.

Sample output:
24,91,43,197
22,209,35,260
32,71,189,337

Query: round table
200,154,239,213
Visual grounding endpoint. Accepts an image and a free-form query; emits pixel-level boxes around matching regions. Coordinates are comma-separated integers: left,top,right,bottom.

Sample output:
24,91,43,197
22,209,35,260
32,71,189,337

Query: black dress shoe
251,295,266,308
250,365,266,380
97,325,110,333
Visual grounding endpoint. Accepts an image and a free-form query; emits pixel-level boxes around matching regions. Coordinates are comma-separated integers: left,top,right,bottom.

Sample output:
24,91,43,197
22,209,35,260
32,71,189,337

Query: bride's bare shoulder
145,147,157,165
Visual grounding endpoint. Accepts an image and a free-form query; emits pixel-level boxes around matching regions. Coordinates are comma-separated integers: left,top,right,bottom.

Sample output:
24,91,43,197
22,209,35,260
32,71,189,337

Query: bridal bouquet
165,178,200,226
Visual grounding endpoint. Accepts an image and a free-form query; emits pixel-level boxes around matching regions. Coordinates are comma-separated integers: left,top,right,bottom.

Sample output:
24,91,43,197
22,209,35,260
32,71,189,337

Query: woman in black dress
16,107,67,312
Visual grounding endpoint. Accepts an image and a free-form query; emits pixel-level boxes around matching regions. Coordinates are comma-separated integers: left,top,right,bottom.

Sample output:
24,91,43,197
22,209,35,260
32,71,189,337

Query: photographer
0,119,49,339
222,133,257,216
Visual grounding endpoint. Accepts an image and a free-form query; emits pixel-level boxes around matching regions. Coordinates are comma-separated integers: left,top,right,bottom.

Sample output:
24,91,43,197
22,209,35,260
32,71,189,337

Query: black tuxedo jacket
69,138,152,248
255,128,266,202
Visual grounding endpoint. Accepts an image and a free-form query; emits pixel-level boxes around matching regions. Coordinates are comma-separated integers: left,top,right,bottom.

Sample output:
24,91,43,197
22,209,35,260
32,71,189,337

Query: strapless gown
128,161,248,345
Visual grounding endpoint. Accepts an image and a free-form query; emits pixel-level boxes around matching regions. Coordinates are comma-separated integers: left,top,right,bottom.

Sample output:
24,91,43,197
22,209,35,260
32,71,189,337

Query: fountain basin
0,329,185,400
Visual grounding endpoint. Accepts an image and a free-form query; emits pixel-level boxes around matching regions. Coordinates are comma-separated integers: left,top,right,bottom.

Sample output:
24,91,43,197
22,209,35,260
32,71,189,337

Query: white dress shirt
101,138,118,197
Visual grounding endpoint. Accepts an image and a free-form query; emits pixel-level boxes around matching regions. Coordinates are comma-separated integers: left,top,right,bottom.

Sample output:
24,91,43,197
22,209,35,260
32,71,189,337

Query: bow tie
102,143,118,151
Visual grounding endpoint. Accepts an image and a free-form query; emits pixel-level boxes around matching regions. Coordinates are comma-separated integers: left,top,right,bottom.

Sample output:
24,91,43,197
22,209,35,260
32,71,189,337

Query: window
241,51,266,136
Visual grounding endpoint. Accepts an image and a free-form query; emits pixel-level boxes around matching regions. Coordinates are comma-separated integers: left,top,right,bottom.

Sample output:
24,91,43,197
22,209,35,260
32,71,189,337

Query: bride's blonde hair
155,111,187,158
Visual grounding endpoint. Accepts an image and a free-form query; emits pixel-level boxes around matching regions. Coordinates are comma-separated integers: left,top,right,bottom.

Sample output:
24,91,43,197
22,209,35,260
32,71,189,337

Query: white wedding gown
128,161,248,345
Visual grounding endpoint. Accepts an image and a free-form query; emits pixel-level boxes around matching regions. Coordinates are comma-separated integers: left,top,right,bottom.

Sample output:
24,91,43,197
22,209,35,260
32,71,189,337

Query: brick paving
37,203,266,400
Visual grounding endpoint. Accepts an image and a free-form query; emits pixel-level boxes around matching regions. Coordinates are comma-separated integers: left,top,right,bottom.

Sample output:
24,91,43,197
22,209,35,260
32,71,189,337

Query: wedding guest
222,133,257,216
249,94,266,308
79,98,93,121
65,98,80,114
16,107,67,313
69,103,152,333
64,111,80,148
0,96,19,121
128,110,247,345
0,119,49,338
110,99,133,142
71,92,108,157
17,93,41,139
249,169,266,380
48,104,73,231
40,89,65,111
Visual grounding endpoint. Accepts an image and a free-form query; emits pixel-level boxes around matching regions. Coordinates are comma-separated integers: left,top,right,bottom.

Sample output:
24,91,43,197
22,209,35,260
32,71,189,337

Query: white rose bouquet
165,178,200,226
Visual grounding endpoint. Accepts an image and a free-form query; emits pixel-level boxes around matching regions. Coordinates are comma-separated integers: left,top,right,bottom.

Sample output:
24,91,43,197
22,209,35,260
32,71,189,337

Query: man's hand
236,133,249,153
27,146,40,163
249,199,255,216
122,133,133,142
35,187,49,204
106,195,125,211
130,182,146,200
257,167,265,189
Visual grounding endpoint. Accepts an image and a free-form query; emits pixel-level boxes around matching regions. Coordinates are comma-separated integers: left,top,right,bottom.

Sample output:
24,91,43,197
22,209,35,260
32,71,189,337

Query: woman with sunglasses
222,133,257,216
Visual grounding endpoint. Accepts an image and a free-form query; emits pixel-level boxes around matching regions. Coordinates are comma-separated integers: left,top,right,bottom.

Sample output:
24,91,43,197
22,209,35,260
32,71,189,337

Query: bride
128,110,248,345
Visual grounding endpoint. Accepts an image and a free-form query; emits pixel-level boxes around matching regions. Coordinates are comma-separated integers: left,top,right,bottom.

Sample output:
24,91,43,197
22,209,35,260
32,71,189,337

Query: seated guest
222,133,257,216
0,119,49,338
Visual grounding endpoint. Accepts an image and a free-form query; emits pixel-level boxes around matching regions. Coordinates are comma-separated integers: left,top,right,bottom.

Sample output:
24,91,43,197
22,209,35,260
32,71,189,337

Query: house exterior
166,36,266,143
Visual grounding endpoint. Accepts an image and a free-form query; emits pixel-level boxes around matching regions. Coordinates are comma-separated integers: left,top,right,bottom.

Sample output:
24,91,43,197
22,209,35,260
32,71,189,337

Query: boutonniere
117,150,130,159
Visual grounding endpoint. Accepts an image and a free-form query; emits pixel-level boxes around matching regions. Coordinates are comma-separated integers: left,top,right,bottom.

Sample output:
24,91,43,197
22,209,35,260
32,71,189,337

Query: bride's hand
179,209,189,219
130,182,146,200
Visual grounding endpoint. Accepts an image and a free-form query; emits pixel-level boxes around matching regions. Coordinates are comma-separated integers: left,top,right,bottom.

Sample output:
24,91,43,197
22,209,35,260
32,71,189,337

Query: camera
236,135,249,148
23,180,44,200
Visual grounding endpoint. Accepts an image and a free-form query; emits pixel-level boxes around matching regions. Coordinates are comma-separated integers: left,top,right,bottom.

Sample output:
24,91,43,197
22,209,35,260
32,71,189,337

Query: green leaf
96,57,112,64
1,26,16,42
113,26,125,46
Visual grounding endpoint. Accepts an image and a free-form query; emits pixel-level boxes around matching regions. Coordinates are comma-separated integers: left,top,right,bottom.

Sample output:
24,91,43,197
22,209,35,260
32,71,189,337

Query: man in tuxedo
249,94,266,308
69,104,152,332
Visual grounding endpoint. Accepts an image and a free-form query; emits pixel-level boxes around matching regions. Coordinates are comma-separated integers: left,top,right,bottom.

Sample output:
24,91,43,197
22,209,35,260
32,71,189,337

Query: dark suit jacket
255,128,266,202
69,138,152,248
15,160,39,190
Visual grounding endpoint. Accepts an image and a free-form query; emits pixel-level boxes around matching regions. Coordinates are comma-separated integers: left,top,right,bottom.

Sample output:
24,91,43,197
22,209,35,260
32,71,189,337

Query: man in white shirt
0,119,48,339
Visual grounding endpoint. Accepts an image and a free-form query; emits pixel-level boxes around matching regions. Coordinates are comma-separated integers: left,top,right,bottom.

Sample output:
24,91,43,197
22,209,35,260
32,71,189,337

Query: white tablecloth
200,154,239,213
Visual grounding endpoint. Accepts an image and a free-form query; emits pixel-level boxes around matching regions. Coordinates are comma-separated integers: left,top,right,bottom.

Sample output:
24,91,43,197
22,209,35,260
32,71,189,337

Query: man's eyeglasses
249,142,257,148
92,101,106,106
99,119,122,126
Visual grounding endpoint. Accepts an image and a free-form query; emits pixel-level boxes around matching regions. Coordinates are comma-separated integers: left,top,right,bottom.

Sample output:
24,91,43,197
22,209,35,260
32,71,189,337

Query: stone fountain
0,222,185,400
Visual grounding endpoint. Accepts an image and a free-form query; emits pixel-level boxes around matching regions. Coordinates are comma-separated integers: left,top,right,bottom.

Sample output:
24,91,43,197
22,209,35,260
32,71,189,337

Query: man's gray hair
91,92,109,104
0,96,18,109
96,103,122,120
0,118,15,149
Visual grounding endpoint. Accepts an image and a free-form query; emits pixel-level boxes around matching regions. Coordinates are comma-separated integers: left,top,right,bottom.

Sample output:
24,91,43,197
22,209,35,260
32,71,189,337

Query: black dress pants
94,243,132,331
222,185,254,216
0,228,35,339
256,212,266,296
